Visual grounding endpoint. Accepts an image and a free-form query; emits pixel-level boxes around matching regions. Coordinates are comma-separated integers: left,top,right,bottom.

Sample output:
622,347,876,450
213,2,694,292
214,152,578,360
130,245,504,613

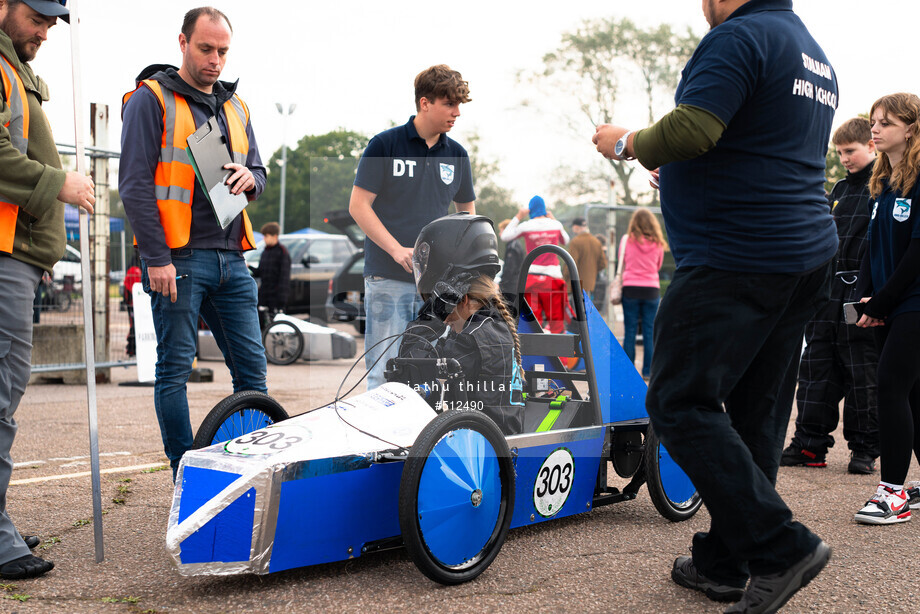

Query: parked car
52,244,82,284
245,231,358,323
323,210,366,334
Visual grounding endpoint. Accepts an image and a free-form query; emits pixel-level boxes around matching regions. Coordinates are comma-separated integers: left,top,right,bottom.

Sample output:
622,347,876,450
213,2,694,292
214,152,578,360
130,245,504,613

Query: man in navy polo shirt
349,65,476,389
593,1,836,611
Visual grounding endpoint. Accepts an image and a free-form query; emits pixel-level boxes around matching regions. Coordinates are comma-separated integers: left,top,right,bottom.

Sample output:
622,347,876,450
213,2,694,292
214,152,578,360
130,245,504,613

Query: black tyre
399,410,515,585
644,425,702,522
192,391,290,449
262,320,304,365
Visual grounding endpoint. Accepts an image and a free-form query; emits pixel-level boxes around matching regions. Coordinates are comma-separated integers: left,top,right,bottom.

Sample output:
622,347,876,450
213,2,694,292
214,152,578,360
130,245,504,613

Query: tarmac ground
4,323,919,613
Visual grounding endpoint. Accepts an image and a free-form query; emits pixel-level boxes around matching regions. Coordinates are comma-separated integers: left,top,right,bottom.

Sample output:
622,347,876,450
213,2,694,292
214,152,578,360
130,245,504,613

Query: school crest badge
894,198,911,222
439,163,455,185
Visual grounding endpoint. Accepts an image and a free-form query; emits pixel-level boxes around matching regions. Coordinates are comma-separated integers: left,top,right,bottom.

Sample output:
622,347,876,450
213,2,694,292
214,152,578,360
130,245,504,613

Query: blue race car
167,246,700,583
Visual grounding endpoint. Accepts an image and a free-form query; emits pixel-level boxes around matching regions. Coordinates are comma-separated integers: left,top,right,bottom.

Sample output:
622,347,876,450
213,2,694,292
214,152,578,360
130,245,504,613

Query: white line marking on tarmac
47,452,131,462
10,463,168,486
14,451,133,469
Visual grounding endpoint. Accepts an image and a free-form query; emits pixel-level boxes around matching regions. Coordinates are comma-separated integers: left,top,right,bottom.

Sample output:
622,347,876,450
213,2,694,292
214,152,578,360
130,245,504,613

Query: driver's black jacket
396,303,524,435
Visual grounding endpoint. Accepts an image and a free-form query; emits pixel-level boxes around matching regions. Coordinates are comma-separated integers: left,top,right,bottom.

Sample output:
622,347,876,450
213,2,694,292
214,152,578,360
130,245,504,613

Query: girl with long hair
616,208,668,379
397,215,525,435
853,93,920,524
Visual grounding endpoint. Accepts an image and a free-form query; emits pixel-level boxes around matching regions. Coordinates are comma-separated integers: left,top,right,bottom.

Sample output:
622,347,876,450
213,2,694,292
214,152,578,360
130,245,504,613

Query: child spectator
256,222,291,327
781,117,880,474
853,94,920,524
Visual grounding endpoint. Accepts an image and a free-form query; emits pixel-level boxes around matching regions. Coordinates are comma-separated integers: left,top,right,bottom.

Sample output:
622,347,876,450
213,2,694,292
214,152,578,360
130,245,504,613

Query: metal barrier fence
30,279,136,374
32,104,137,377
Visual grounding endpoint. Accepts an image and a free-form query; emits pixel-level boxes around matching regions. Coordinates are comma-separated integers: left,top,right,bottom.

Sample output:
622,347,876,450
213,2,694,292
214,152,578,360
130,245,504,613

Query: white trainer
855,486,911,525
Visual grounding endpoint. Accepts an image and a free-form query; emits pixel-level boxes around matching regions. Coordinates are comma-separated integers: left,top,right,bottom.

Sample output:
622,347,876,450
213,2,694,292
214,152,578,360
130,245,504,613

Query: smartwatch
614,130,635,161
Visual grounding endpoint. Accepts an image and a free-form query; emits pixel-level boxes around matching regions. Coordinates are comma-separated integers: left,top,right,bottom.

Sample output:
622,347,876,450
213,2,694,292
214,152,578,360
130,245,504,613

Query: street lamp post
275,103,297,234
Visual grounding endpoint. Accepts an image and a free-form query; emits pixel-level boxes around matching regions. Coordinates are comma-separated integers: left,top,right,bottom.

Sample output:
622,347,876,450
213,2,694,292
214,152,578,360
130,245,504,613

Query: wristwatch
614,130,635,161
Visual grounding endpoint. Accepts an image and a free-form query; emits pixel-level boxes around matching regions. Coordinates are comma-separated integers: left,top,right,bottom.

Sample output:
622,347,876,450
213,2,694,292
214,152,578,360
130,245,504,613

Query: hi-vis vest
0,54,29,254
122,79,255,250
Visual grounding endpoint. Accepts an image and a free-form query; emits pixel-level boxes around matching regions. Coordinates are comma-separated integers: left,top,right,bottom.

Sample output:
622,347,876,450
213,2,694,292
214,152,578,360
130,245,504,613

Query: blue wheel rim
417,428,502,568
211,409,276,446
657,442,697,507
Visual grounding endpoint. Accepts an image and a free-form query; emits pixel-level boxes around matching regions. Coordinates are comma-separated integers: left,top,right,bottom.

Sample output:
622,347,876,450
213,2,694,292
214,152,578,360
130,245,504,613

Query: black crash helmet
413,213,501,296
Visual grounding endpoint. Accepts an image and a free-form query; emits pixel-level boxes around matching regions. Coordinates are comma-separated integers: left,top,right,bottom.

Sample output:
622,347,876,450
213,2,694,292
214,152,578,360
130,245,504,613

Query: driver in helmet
394,213,525,435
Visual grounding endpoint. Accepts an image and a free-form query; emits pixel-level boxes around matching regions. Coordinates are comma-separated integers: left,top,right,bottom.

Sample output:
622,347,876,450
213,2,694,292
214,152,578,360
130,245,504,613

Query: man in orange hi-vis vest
119,7,267,480
0,0,95,580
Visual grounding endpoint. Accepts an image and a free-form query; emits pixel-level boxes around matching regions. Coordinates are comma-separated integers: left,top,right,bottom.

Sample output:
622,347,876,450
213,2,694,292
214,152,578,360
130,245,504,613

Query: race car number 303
224,424,312,456
533,447,575,517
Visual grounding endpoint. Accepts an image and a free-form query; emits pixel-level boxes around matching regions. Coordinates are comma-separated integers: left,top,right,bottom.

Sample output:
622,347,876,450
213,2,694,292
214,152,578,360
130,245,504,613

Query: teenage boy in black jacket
257,222,290,324
782,117,880,474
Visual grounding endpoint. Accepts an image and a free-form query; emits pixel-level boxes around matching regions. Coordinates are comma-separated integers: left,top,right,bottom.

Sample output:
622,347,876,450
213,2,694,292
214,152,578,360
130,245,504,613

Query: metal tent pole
68,0,104,563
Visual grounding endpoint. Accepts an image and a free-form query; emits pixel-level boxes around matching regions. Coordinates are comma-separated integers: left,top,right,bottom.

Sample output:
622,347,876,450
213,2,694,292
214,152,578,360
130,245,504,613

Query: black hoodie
829,159,875,274
119,65,266,266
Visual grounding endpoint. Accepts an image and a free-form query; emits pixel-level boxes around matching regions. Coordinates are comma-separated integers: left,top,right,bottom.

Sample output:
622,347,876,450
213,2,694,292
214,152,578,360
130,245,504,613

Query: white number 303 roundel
533,448,575,517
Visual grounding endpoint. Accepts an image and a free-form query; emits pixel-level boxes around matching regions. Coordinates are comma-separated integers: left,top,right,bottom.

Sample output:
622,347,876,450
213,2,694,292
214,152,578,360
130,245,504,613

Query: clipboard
186,116,249,229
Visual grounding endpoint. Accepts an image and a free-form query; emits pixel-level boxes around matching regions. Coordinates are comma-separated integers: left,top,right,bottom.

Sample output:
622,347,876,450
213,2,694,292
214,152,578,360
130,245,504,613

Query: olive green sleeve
633,104,727,170
0,96,66,217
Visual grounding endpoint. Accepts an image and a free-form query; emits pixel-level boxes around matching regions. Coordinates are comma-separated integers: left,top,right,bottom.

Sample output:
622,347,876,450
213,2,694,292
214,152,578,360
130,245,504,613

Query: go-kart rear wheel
192,391,290,449
263,320,304,365
644,424,702,522
399,409,515,585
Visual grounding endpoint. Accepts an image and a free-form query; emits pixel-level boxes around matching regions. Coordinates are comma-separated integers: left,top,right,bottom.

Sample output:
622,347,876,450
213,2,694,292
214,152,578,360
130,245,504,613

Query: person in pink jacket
617,208,667,378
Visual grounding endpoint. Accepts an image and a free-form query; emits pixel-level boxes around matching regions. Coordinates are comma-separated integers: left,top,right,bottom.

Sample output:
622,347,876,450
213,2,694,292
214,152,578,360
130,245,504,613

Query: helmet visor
412,241,430,287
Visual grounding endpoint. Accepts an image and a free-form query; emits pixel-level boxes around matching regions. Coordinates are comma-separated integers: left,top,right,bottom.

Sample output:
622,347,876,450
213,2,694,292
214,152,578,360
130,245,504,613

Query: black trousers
875,311,920,485
790,279,879,456
646,261,831,586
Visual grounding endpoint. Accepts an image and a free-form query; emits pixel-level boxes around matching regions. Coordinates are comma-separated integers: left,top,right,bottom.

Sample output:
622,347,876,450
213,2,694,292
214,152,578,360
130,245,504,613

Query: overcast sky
29,0,920,204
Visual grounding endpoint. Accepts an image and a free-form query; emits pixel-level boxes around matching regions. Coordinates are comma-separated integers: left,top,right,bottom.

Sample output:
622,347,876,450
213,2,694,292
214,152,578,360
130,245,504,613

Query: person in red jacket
499,196,569,333
123,258,142,356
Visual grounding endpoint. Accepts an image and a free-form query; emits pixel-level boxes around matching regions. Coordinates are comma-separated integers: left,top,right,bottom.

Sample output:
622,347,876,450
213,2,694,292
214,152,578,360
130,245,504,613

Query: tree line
111,17,845,250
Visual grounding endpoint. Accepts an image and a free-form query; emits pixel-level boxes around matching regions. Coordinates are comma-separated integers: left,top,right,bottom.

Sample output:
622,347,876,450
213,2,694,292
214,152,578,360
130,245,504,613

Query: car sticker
533,447,575,518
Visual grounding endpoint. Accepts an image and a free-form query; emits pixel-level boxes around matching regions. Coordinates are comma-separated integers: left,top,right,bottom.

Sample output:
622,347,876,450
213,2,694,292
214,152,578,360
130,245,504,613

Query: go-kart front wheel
192,391,290,449
263,320,304,365
399,409,515,585
644,425,702,522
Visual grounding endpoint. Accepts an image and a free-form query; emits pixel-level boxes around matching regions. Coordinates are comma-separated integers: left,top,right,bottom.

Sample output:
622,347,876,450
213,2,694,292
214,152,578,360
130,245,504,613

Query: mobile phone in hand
843,301,865,325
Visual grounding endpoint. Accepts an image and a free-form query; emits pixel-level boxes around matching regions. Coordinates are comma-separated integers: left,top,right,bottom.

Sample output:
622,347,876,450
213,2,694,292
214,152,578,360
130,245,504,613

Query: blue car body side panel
269,460,402,573
508,429,604,529
178,466,256,565
584,294,647,424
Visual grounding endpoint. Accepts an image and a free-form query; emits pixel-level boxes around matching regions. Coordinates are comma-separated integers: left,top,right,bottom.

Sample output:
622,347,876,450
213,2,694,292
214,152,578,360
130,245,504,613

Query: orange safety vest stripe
0,55,29,254
123,79,255,250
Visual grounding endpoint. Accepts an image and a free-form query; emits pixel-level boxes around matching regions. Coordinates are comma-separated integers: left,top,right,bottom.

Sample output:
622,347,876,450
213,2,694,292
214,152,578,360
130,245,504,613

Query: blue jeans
621,295,659,378
646,262,831,585
364,276,423,390
142,249,267,474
